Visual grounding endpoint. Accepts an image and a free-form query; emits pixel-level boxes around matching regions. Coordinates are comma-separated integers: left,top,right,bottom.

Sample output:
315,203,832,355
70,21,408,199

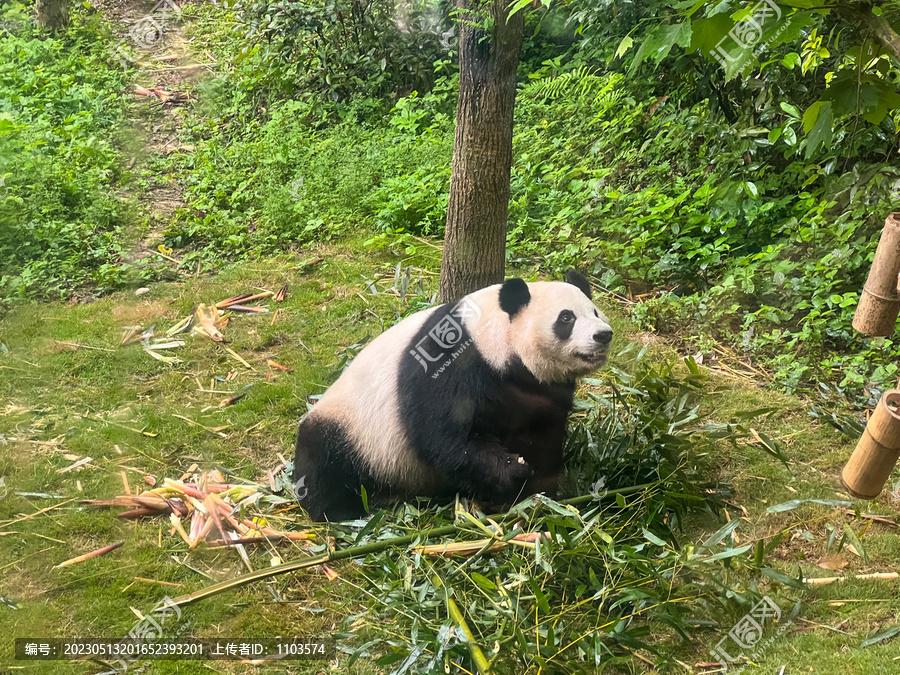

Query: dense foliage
0,5,132,300
3,0,899,393
172,2,900,397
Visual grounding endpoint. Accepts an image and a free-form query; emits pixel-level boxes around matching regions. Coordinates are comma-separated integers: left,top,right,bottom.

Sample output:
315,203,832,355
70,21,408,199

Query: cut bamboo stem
216,291,273,309
54,541,124,568
853,212,900,336
807,572,899,586
842,389,900,499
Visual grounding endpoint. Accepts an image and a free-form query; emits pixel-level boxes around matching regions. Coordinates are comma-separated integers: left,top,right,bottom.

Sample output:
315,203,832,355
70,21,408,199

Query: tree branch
836,4,900,61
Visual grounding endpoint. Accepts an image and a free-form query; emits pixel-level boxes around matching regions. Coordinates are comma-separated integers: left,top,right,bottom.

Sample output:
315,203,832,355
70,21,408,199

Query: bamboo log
806,572,899,586
842,389,900,499
853,212,900,336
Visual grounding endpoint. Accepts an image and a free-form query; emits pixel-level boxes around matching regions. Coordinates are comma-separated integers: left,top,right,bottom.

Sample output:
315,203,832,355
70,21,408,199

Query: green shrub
0,5,132,302
504,67,900,398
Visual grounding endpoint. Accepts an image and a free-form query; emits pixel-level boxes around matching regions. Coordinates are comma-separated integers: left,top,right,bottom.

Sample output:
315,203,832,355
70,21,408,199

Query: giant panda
292,270,613,521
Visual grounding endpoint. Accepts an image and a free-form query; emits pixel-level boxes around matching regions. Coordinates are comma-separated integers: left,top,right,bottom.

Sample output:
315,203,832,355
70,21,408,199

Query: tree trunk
35,0,69,32
438,0,524,302
835,4,900,61
860,11,900,61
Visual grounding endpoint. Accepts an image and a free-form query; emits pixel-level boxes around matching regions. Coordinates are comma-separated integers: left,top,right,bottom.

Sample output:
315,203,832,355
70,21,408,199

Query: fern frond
528,65,603,101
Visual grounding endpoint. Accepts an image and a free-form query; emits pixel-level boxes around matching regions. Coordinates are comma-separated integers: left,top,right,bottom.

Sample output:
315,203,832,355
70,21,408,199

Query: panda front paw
488,451,534,498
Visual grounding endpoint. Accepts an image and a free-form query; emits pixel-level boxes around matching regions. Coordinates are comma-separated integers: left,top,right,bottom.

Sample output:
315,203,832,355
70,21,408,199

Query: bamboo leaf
861,626,900,648
842,523,869,564
761,567,806,590
767,498,851,513
700,520,739,549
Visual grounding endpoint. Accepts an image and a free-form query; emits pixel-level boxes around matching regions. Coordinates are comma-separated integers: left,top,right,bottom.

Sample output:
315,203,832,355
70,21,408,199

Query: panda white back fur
293,270,612,521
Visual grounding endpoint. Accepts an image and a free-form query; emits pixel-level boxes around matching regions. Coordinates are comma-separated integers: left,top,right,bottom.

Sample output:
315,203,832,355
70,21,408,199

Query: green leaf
684,0,707,16
615,36,634,59
780,102,801,119
507,0,534,16
761,567,806,590
629,23,692,74
781,52,800,69
767,498,851,513
842,523,869,564
821,72,861,117
782,125,797,146
360,484,369,514
705,544,752,561
688,15,733,56
529,577,552,614
860,80,900,125
802,100,827,134
752,430,790,467
642,528,668,547
471,572,497,591
862,626,900,648
700,520,740,549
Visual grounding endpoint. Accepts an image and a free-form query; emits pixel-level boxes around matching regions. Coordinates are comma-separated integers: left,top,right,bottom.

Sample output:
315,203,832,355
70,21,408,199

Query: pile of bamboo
80,469,313,549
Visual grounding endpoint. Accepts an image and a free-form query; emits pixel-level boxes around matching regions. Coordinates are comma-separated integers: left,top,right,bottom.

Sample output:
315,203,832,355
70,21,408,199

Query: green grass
2,238,900,672
0,238,419,673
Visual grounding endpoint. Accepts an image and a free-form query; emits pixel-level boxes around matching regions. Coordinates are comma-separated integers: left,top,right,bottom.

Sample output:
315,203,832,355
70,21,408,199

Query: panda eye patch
554,310,576,340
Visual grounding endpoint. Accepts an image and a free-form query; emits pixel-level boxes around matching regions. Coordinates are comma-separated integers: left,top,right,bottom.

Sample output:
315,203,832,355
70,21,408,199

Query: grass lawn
2,238,900,673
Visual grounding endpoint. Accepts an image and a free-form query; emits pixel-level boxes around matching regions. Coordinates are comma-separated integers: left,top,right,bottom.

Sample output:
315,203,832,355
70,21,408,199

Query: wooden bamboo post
842,389,900,499
853,212,900,337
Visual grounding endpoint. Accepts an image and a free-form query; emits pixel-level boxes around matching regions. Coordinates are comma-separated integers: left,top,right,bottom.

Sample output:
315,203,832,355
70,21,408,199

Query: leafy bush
0,5,132,302
500,65,900,399
242,0,451,107
168,76,456,252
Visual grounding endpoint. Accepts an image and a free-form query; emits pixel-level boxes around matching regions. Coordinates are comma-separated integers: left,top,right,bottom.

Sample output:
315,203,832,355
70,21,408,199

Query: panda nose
593,329,613,346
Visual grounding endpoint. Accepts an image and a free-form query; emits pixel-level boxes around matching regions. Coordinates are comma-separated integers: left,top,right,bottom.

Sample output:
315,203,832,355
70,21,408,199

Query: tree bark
860,11,900,61
35,0,69,32
438,0,524,303
835,4,900,61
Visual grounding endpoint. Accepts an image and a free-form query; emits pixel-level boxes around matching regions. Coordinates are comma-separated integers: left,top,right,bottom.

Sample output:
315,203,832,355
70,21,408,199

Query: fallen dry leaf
817,554,848,570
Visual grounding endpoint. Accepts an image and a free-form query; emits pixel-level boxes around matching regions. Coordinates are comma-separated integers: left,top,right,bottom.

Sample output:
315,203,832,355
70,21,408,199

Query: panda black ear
565,269,592,299
499,278,530,318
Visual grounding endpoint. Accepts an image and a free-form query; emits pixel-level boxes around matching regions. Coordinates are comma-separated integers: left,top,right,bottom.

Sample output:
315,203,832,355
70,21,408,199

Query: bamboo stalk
446,590,491,673
54,541,124,568
225,305,270,313
206,532,314,547
842,389,900,499
216,292,273,309
167,483,652,608
853,212,900,336
806,572,899,586
214,294,253,308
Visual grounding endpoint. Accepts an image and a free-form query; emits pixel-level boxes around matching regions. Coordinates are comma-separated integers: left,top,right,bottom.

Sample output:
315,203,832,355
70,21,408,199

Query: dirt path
97,0,212,263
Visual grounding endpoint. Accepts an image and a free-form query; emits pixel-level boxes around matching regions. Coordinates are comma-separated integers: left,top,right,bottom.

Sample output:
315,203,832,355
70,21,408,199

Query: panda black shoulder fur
293,270,613,521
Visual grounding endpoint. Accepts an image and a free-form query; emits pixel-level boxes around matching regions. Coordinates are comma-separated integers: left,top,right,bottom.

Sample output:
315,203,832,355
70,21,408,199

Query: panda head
499,270,613,383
